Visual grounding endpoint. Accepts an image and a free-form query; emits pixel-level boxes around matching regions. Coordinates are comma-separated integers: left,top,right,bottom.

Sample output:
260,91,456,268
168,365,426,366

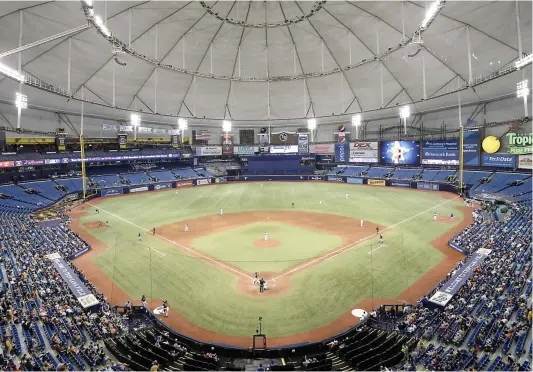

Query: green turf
189,221,342,273
80,182,465,338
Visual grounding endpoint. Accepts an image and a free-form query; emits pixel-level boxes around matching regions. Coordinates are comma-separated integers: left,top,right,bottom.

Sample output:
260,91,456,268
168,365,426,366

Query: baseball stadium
0,1,531,371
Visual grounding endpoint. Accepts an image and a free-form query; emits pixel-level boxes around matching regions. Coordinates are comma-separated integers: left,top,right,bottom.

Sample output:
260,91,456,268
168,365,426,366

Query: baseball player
253,272,259,285
264,231,268,242
433,213,437,221
379,234,383,244
360,219,364,228
292,202,294,208
376,226,379,235
346,194,349,199
184,224,189,232
319,200,323,206
152,227,156,235
162,300,169,317
450,212,454,220
138,232,142,241
261,184,263,189
220,208,223,216
141,295,147,307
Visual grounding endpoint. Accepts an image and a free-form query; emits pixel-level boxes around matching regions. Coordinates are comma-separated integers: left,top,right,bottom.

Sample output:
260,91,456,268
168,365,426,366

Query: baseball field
69,182,471,347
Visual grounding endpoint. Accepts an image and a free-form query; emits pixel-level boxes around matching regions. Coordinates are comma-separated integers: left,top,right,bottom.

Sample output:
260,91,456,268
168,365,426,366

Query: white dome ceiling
0,1,530,123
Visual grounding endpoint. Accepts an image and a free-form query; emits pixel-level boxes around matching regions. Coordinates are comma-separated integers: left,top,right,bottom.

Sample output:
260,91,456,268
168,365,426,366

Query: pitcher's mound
253,239,280,248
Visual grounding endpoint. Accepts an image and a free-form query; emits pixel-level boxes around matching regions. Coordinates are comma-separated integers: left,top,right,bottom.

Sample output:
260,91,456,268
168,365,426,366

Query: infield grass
80,182,465,338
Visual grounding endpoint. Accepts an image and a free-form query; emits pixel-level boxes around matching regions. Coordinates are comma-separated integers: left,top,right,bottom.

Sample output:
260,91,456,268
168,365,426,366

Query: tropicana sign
506,133,532,154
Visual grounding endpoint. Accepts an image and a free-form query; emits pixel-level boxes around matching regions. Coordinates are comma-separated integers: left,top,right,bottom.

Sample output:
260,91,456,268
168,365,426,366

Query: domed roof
0,1,530,124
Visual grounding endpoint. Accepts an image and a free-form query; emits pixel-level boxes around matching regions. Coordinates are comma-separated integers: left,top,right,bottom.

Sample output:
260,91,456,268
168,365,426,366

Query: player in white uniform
360,219,364,228
319,200,323,206
264,231,268,242
433,213,437,221
184,224,189,232
346,194,349,199
220,208,223,215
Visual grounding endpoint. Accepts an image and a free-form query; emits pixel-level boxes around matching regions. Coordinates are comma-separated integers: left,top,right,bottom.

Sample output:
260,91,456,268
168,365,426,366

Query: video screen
380,141,420,165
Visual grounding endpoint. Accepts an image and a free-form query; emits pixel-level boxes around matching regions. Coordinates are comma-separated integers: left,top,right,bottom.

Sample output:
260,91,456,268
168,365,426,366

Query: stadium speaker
260,127,267,134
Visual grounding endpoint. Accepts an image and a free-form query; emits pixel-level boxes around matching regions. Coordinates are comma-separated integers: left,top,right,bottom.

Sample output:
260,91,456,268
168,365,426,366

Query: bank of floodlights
222,120,232,133
15,92,28,110
352,114,362,139
307,118,317,131
178,118,188,131
399,105,410,135
131,113,141,127
517,80,529,117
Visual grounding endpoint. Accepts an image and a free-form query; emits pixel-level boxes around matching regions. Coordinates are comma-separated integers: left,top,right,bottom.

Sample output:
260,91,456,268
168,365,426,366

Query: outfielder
346,194,349,199
379,234,383,244
450,212,454,220
319,200,323,206
264,231,268,242
138,232,142,241
433,213,437,221
360,219,364,228
184,224,189,232
220,208,223,215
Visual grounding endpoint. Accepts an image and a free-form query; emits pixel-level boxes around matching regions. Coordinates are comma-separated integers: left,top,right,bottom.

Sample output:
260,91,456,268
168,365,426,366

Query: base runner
184,224,189,232
264,231,268,242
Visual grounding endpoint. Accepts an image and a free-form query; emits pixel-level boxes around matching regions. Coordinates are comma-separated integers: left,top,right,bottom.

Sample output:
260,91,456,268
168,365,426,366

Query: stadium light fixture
131,113,141,126
0,62,25,83
517,80,529,117
178,118,188,131
307,118,317,131
421,0,443,30
222,120,232,133
399,105,410,135
352,114,362,139
515,54,533,70
93,15,111,37
15,92,27,129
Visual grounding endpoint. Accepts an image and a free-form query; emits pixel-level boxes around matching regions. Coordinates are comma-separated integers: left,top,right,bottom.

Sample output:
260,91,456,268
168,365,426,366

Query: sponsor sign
222,145,234,156
421,140,459,165
176,181,192,187
391,181,410,188
368,179,386,186
234,146,258,155
130,186,149,193
45,159,60,164
195,178,212,186
506,132,532,154
118,134,127,149
429,248,491,307
214,177,227,184
103,123,119,131
68,153,181,163
270,145,299,154
101,187,123,197
154,183,172,190
327,176,344,182
463,129,480,165
380,141,420,165
308,176,323,181
120,125,134,132
474,192,516,203
138,126,152,133
428,291,454,307
347,177,363,184
72,247,89,259
518,154,533,169
335,132,349,144
195,146,222,156
481,154,516,168
349,142,379,163
47,254,100,309
311,143,335,154
298,134,309,154
417,182,440,191
335,143,349,162
0,161,15,168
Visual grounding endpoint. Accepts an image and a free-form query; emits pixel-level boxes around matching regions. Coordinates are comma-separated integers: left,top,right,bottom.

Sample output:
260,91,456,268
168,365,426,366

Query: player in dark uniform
376,226,379,235
152,227,156,235
292,202,294,208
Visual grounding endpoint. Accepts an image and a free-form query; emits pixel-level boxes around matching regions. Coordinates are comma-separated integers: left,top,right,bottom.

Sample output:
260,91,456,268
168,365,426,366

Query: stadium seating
120,172,148,185
390,168,422,180
419,169,456,182
365,167,393,178
54,178,85,193
148,170,177,182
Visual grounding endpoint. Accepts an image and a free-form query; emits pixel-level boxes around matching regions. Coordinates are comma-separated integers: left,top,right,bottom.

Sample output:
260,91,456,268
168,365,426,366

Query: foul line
272,196,460,280
85,202,253,279
368,244,388,255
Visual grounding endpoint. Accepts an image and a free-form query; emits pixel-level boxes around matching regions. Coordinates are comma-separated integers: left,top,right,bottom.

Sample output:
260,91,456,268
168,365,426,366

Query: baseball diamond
69,182,470,344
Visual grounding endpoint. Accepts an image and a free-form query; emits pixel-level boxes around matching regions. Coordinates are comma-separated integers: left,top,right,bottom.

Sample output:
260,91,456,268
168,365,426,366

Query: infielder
220,208,223,215
433,213,437,221
253,272,259,285
319,200,323,206
346,194,349,199
360,219,364,228
184,224,189,232
379,234,383,244
264,231,268,242
138,232,142,241
450,212,454,220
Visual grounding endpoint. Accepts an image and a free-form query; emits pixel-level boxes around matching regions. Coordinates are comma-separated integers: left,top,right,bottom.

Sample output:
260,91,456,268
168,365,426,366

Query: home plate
351,309,368,318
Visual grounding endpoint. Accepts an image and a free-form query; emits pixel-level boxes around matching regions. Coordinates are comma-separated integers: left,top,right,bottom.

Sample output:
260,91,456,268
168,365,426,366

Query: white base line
368,244,387,254
151,248,166,257
272,196,459,281
86,202,253,279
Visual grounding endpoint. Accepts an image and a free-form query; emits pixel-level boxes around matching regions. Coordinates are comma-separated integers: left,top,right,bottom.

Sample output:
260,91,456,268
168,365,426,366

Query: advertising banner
335,132,349,145
429,248,491,307
118,134,127,149
481,154,516,168
298,134,309,154
504,133,532,154
391,181,410,188
234,146,258,155
129,186,149,193
380,141,420,165
196,146,222,156
311,143,335,154
417,182,440,191
195,178,213,186
101,187,123,196
348,142,379,163
335,143,349,162
103,123,119,131
153,183,172,190
421,140,459,165
0,161,15,168
171,134,179,148
270,145,299,154
347,177,364,184
46,254,100,309
120,125,134,132
368,179,386,186
175,181,193,188
308,176,324,181
463,129,480,165
270,131,299,145
518,154,533,169
327,176,345,182
68,153,181,163
138,126,152,134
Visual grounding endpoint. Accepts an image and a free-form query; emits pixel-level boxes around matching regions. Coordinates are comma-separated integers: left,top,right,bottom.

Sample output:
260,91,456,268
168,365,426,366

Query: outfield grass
81,182,465,338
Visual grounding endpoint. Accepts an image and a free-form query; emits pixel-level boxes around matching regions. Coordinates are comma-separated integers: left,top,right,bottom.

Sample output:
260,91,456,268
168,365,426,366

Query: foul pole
80,135,87,199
